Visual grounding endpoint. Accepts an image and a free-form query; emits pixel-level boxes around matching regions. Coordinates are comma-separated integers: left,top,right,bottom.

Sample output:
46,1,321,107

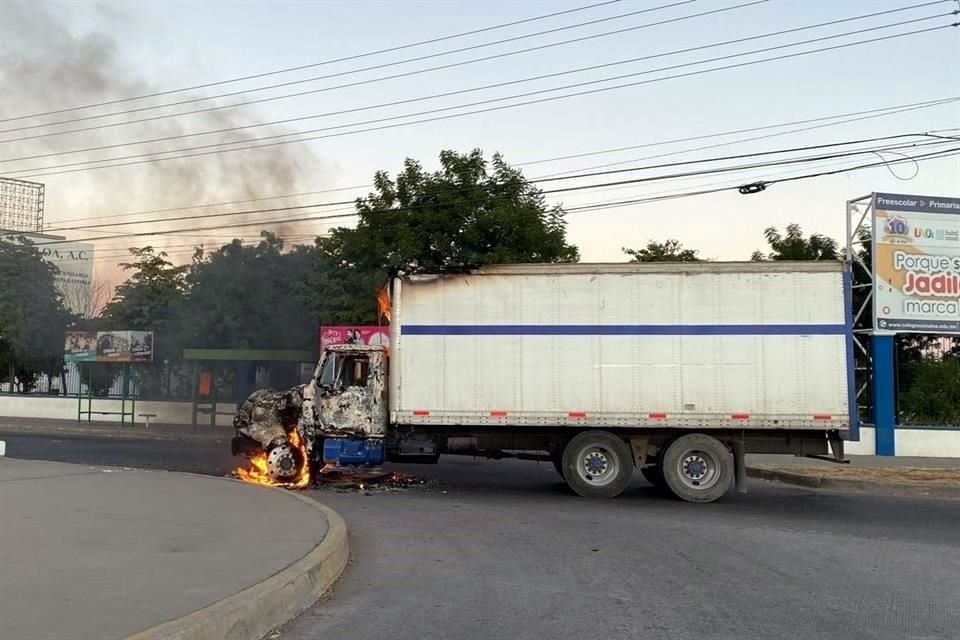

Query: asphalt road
5,432,960,640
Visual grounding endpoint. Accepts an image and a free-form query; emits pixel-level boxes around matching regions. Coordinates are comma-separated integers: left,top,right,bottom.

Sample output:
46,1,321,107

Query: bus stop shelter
183,348,314,429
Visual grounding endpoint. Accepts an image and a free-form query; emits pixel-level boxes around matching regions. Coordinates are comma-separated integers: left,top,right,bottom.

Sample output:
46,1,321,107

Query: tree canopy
0,238,71,391
751,224,840,261
623,239,702,262
304,149,579,323
181,232,315,350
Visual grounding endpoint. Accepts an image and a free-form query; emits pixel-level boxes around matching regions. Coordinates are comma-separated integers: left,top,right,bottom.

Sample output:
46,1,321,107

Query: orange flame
234,429,311,489
377,284,391,323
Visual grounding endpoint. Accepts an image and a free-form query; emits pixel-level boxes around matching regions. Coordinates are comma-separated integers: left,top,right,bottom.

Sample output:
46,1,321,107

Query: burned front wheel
561,431,633,498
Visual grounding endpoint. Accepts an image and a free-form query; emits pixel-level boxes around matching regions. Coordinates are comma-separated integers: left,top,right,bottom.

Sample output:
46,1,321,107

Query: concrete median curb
125,488,349,640
0,421,232,443
747,466,960,499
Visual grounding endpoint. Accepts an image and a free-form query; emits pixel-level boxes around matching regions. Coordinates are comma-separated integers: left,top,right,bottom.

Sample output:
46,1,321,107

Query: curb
125,489,349,640
0,423,231,443
747,466,960,499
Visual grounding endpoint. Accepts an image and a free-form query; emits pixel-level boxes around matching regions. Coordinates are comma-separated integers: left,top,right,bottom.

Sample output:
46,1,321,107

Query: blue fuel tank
322,437,385,466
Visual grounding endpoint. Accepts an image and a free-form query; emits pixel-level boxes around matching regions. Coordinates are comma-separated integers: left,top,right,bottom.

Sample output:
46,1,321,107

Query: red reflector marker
490,410,507,417
412,410,430,417
813,414,832,420
648,413,667,419
568,412,587,419
731,413,750,420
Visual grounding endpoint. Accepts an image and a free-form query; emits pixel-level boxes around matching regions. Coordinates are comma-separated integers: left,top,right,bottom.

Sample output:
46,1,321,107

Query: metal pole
131,367,137,428
120,364,127,428
872,334,896,456
86,365,93,423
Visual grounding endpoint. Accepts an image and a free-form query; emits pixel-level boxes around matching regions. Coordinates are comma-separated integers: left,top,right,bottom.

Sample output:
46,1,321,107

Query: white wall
0,395,227,426
843,426,960,457
844,427,876,455
896,429,960,457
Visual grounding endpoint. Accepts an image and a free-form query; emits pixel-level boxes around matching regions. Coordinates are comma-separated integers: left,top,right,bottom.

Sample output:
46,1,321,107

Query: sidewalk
0,458,347,640
747,454,960,498
0,416,235,442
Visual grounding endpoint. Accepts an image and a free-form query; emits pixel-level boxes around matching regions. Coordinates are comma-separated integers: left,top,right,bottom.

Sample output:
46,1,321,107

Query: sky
1,0,958,288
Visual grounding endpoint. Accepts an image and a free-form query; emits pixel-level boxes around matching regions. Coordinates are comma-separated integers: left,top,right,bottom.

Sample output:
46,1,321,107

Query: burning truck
232,345,390,488
233,263,851,503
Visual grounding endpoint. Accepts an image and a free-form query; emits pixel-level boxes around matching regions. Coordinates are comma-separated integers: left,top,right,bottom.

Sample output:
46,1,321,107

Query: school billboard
873,192,960,333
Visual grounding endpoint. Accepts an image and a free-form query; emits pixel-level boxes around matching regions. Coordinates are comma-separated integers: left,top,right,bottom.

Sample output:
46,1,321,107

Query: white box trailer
390,262,853,434
246,262,854,502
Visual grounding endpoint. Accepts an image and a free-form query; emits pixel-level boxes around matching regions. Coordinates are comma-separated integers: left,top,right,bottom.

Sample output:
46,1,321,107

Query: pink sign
320,326,390,351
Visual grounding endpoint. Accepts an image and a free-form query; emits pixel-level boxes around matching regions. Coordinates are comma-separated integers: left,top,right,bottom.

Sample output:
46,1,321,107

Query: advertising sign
96,331,131,361
873,192,960,333
2,232,94,314
320,326,390,351
129,331,154,362
66,331,154,363
65,331,97,362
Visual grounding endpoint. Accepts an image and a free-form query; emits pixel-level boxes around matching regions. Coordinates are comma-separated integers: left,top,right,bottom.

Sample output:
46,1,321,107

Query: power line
564,146,960,213
45,133,939,233
37,138,957,244
539,139,952,194
1,3,942,157
0,0,624,124
533,134,937,183
526,99,960,177
11,20,958,180
42,95,960,230
52,202,357,232
45,185,370,229
0,0,744,144
80,145,960,263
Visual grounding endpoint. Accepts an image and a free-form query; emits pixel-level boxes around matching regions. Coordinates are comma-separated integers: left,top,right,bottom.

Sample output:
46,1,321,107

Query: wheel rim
676,449,721,491
575,445,620,487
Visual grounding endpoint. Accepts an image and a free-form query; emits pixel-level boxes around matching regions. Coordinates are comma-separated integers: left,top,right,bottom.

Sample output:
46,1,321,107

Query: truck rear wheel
661,434,733,503
561,431,633,498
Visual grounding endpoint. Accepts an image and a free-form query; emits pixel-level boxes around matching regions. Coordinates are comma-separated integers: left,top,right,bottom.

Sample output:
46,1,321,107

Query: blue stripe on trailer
401,324,847,336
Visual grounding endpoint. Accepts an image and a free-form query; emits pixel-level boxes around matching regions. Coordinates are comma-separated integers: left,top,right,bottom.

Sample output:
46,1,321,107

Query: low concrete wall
845,426,960,457
896,428,960,457
0,395,234,426
846,427,876,456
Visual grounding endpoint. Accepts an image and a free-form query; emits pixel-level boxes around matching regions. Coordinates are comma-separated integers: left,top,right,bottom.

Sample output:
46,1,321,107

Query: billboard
65,331,154,363
873,192,960,333
2,232,94,314
65,331,97,363
320,326,390,351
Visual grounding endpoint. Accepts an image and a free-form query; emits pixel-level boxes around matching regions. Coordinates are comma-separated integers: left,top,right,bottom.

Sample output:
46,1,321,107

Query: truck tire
561,431,633,498
661,433,733,503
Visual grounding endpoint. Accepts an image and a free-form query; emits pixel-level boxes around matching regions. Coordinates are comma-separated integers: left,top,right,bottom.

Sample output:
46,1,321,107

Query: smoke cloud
0,2,336,285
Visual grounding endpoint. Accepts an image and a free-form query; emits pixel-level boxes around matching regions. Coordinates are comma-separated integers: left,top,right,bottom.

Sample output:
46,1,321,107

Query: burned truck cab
303,344,389,466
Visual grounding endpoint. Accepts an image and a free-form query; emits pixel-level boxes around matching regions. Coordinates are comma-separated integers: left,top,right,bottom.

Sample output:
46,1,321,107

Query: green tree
751,224,840,261
305,234,384,325
899,358,960,425
623,239,701,262
182,232,315,351
101,247,188,397
0,238,72,392
306,149,579,323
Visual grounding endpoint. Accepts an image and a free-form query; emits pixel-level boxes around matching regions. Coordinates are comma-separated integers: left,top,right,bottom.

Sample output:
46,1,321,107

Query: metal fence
1,359,312,403
0,360,192,401
896,335,960,427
